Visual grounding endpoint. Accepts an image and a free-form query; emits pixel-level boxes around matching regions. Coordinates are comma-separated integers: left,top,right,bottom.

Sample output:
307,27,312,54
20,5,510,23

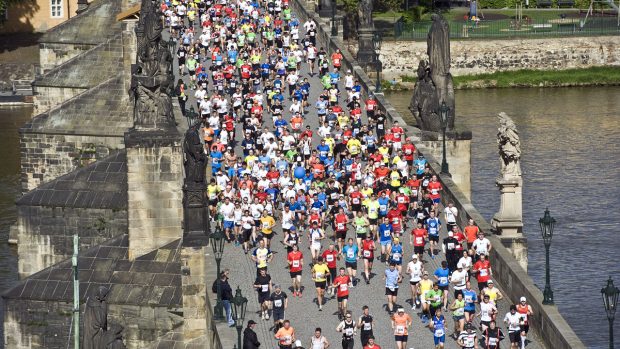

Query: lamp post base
542,287,554,305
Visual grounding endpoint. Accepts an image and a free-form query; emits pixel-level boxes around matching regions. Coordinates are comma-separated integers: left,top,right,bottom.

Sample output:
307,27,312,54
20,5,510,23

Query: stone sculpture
497,112,522,178
182,121,209,245
131,0,175,130
83,286,109,349
409,13,455,132
103,324,127,349
183,121,207,194
358,0,374,28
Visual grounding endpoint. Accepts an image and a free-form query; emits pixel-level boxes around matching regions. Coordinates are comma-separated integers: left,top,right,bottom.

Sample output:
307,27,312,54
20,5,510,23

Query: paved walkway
167,5,543,349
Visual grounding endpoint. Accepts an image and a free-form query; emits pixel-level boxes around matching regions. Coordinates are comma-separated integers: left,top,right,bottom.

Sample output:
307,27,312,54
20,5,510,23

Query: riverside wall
289,0,586,347
378,36,620,80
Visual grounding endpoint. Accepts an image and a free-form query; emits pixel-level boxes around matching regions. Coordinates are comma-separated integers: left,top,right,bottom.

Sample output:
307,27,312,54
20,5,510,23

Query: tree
377,0,404,12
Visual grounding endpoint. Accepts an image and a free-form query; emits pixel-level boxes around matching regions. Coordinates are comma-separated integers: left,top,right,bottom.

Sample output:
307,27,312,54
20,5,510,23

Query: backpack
211,279,218,294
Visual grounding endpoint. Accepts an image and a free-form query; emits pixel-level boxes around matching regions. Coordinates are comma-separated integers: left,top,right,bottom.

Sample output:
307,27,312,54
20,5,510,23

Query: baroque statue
130,0,175,130
497,112,522,178
358,0,374,28
83,286,109,349
409,13,455,132
183,121,207,192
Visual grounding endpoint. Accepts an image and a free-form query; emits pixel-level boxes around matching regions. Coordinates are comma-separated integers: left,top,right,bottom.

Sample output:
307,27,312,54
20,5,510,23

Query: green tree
377,0,405,12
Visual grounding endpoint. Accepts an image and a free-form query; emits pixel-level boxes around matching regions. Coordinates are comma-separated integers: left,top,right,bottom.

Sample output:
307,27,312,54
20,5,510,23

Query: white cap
411,254,418,259
488,280,494,284
397,308,405,313
520,296,527,302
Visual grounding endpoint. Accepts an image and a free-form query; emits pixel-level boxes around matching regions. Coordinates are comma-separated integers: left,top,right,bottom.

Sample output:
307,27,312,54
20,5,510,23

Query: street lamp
539,208,555,305
185,106,198,128
331,0,338,36
167,36,176,56
373,31,382,92
231,286,248,349
210,227,225,320
602,276,620,349
439,100,450,175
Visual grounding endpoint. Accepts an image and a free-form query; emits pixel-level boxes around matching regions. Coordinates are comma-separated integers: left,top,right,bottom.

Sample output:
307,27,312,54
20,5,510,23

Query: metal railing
391,15,620,39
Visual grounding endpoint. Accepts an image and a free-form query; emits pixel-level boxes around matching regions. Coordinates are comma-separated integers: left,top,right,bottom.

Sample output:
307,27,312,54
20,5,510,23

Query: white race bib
292,260,300,268
274,299,282,307
261,284,269,292
395,325,405,334
363,250,371,257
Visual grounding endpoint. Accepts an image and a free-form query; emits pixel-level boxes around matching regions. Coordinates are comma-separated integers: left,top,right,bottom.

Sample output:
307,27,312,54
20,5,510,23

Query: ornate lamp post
167,36,176,56
185,106,198,127
373,31,382,92
602,277,619,349
210,227,225,320
539,208,555,305
331,0,338,36
439,100,450,175
232,286,248,349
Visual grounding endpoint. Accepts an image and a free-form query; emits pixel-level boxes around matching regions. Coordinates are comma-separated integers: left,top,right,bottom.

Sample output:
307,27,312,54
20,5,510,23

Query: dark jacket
219,278,233,301
243,327,260,349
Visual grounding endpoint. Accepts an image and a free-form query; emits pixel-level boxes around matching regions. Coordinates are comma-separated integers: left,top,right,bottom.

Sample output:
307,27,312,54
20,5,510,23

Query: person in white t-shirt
406,254,424,309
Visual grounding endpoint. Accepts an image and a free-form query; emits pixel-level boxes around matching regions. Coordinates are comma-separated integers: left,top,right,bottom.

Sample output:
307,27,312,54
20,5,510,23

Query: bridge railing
288,1,587,347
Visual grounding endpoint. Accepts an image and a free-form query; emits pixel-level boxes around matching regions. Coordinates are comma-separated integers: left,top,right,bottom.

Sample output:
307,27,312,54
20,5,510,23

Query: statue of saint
83,286,109,349
183,121,207,189
497,112,522,178
358,0,374,28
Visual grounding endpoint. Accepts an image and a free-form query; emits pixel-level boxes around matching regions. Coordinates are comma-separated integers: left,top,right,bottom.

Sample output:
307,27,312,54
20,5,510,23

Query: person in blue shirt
265,184,280,204
258,153,271,166
323,155,335,174
434,261,450,311
426,211,441,259
260,61,271,80
388,238,404,274
211,150,223,175
227,49,238,64
276,159,288,174
241,135,255,157
430,308,447,348
342,238,359,285
302,172,314,188
384,263,402,313
316,141,330,163
414,155,427,178
378,217,393,263
274,115,288,137
328,69,340,87
378,194,390,218
462,282,478,324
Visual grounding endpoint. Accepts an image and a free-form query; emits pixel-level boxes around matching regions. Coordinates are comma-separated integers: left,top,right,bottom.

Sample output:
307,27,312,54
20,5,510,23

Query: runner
332,268,351,320
481,280,504,306
342,238,359,286
472,253,493,291
333,207,349,251
462,280,479,324
254,268,273,320
388,237,404,275
357,305,374,347
335,312,356,349
483,320,505,349
410,221,428,260
378,216,393,263
309,327,330,349
450,292,466,339
361,233,376,284
419,271,434,323
516,296,533,349
426,211,441,259
406,254,424,309
287,244,304,297
384,263,402,314
251,239,273,275
312,256,330,311
270,284,288,332
426,282,444,321
322,243,340,296
503,305,522,349
434,261,450,310
275,320,296,349
430,308,447,348
457,323,479,349
308,221,325,264
391,308,412,349
477,294,497,332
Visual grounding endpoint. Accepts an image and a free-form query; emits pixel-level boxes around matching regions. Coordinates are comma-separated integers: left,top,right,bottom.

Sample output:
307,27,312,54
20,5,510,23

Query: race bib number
337,223,345,230
326,254,334,262
315,272,324,279
345,328,353,336
416,237,424,244
434,328,444,337
395,325,405,335
440,277,448,284
447,243,455,250
353,198,360,204
274,299,282,307
431,189,438,195
392,253,401,261
292,260,300,268
261,284,269,292
340,284,348,292
263,222,270,229
479,269,488,277
347,250,354,258
364,323,371,331
363,250,371,257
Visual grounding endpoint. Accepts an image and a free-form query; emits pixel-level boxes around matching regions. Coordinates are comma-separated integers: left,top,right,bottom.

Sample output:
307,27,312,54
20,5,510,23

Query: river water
386,87,620,348
0,90,618,347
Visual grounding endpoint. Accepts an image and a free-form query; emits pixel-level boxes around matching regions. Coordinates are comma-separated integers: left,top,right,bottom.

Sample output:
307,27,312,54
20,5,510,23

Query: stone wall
379,36,620,80
420,137,472,200
15,205,127,278
3,299,184,349
126,133,184,260
19,133,123,192
39,43,96,73
32,86,88,114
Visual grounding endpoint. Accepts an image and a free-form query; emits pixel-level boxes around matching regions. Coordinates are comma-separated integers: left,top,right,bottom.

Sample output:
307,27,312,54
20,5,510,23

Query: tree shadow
0,0,41,39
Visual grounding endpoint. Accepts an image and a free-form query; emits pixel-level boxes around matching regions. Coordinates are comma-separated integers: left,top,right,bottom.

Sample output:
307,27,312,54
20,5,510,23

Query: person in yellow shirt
259,210,276,248
378,144,390,164
324,135,335,154
312,257,330,311
389,166,401,191
364,193,381,234
337,114,350,128
347,138,362,157
419,271,434,319
207,179,222,216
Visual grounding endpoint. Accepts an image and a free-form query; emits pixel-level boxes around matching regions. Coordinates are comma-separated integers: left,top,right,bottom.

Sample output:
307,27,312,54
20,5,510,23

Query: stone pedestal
317,0,333,17
181,246,209,345
125,128,183,260
357,27,377,70
420,129,472,200
491,177,527,271
491,177,523,235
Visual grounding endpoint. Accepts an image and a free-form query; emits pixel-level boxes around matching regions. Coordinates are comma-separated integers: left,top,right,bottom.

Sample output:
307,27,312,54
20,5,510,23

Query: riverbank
389,66,620,90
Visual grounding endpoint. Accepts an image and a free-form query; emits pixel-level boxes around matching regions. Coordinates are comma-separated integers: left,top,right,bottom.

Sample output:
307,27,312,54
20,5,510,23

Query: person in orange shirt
290,114,303,138
464,218,480,250
331,49,343,69
391,308,413,349
427,175,443,209
274,320,296,349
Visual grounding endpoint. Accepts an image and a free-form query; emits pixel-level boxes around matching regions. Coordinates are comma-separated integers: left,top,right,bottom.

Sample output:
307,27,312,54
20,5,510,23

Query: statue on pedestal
83,286,109,349
358,0,373,28
409,13,455,132
130,0,175,130
497,112,522,178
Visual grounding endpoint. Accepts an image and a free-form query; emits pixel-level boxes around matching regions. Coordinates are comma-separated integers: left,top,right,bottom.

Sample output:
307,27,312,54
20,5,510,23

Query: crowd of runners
162,0,536,348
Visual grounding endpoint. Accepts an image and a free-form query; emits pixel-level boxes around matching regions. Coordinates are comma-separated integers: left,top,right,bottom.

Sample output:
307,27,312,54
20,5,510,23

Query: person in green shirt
354,211,369,247
425,283,444,323
321,73,332,89
364,193,380,236
450,293,466,338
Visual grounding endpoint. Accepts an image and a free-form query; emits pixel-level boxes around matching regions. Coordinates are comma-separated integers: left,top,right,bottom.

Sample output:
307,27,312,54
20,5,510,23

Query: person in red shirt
321,243,340,294
265,166,280,185
464,218,480,249
405,177,421,202
287,244,304,297
331,267,351,319
363,336,382,349
473,254,492,290
374,165,390,181
410,222,428,259
300,125,313,141
452,225,466,254
426,175,443,209
349,187,363,215
361,234,376,284
395,192,410,217
401,139,416,166
331,49,343,69
333,207,349,251
386,206,404,236
365,95,378,119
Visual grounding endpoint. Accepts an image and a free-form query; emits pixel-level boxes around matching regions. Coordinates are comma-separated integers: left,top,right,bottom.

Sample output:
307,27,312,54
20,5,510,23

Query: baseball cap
248,320,257,325
274,284,281,289
393,237,400,242
411,254,418,259
397,308,405,313
520,296,527,302
488,280,494,284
